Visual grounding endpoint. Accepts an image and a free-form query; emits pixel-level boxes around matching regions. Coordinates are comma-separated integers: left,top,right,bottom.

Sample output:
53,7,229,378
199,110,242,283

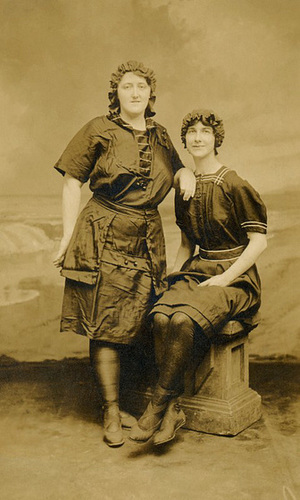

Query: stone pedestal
180,321,261,436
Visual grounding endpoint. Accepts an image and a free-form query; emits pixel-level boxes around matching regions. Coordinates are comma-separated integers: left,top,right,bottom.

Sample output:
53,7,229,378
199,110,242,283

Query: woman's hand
175,168,196,200
53,236,71,268
198,232,267,288
198,274,231,288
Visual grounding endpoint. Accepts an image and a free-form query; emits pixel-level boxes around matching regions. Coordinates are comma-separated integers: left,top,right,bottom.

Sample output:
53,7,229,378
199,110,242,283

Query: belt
92,193,158,219
198,245,246,261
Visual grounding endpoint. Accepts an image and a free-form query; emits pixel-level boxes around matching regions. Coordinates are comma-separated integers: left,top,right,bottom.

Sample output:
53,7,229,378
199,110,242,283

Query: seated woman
130,109,267,446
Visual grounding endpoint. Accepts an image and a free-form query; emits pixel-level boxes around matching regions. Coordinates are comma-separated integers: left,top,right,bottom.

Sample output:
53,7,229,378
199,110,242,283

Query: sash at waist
198,245,246,261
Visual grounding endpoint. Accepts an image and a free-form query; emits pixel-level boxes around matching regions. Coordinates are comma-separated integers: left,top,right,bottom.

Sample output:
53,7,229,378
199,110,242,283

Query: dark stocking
130,312,211,442
153,312,211,400
89,341,120,405
158,312,195,394
152,312,170,369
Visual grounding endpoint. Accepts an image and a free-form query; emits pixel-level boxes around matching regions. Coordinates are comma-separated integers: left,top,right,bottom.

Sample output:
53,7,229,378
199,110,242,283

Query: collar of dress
107,113,156,132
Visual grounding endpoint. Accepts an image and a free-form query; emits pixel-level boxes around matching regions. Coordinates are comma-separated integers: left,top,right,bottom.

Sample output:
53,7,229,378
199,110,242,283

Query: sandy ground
0,359,299,500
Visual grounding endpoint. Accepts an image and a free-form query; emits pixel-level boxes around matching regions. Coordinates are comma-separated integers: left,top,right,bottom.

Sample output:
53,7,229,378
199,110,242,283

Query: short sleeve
162,129,185,175
175,190,184,230
170,141,185,175
230,175,267,234
54,118,109,183
175,190,192,237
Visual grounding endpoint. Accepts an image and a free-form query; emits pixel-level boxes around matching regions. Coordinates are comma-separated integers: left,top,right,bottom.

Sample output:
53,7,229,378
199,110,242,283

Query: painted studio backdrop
0,1,299,498
1,0,298,362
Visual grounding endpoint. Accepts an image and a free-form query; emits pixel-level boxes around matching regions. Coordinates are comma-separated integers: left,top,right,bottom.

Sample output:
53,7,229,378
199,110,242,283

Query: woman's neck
193,155,222,175
120,112,146,131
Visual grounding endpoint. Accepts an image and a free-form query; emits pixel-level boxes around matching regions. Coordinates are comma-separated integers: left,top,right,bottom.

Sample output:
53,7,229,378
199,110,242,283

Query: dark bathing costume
54,113,185,344
151,166,267,338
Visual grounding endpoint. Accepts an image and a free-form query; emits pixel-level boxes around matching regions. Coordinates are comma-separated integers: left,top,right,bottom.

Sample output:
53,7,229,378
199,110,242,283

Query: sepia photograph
0,1,299,498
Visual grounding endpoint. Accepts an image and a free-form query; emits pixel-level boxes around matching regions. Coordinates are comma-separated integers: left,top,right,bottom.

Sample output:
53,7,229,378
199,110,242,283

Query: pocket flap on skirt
61,269,98,285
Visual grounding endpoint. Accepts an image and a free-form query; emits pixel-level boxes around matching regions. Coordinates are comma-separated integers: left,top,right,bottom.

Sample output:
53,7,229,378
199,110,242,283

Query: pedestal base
126,387,262,437
180,388,262,436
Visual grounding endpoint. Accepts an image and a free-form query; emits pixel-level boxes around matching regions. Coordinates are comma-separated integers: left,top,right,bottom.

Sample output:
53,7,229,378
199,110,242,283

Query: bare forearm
172,232,195,272
53,174,83,268
62,174,83,239
199,232,267,288
172,247,191,272
223,233,267,283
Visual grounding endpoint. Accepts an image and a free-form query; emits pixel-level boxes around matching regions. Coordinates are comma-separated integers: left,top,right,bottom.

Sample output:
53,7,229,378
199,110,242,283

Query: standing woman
130,109,267,446
53,61,195,447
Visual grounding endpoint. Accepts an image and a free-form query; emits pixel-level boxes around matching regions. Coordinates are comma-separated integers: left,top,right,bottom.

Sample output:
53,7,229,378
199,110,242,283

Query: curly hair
181,109,225,152
108,60,156,117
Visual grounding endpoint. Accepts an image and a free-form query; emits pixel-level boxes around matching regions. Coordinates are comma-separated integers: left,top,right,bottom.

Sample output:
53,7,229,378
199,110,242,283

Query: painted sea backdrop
0,190,299,363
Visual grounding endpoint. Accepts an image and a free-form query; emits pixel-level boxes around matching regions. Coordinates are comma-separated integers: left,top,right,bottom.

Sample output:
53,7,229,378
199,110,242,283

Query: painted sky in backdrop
1,0,299,195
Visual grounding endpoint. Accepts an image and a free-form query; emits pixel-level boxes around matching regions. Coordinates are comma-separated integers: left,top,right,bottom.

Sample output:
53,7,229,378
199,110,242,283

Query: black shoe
103,403,125,447
153,400,186,446
129,401,167,443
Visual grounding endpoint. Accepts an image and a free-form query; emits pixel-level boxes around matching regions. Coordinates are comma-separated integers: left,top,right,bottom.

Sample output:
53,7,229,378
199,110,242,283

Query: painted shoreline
0,190,299,362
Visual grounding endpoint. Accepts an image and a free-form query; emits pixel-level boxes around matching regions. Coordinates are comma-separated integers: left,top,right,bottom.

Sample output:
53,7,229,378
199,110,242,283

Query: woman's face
185,121,215,159
117,72,151,119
